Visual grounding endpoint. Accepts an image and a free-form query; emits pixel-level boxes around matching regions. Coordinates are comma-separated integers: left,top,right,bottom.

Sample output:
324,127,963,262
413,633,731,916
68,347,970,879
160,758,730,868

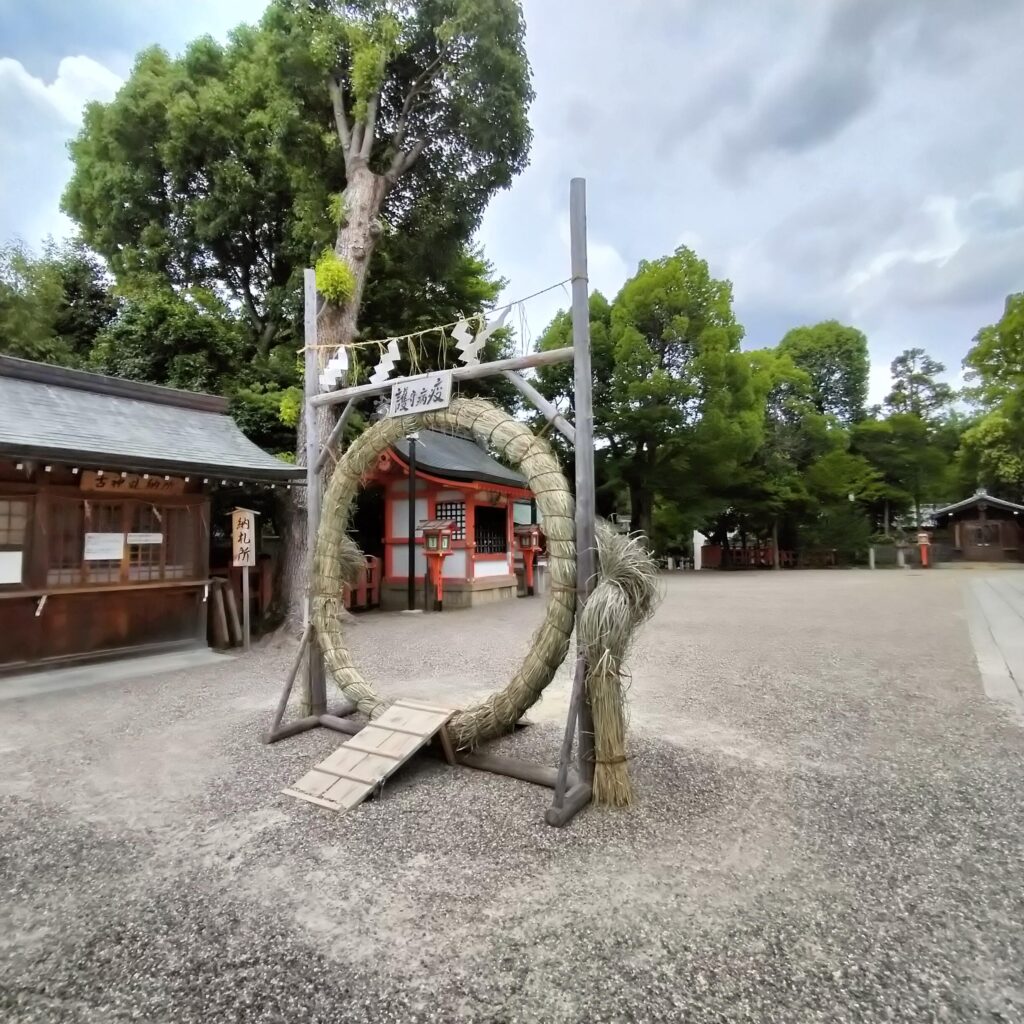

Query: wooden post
408,434,417,611
223,578,243,645
569,177,597,789
241,568,251,651
304,269,327,715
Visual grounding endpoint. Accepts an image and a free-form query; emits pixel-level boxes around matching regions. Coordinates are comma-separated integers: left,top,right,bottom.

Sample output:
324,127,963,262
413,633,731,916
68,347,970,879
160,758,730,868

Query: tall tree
537,247,762,538
885,347,955,419
778,320,869,424
62,0,532,359
960,294,1024,498
0,241,117,367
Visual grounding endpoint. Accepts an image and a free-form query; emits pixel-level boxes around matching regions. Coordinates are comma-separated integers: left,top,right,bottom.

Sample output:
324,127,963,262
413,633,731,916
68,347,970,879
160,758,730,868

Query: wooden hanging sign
81,471,186,495
388,370,452,418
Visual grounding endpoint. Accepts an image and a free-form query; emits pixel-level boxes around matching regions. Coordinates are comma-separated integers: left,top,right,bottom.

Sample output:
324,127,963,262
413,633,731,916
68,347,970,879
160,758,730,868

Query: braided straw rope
312,397,576,750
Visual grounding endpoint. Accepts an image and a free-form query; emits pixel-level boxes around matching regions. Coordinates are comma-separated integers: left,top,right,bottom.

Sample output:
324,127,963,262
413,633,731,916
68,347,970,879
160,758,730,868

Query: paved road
964,571,1024,723
1,570,1022,1022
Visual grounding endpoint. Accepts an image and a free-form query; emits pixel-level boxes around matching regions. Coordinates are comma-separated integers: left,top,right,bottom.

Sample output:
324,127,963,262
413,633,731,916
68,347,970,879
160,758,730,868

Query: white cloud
0,55,121,125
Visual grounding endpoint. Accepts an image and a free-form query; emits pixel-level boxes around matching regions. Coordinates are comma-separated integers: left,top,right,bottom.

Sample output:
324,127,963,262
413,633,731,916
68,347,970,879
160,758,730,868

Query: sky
2,0,1022,402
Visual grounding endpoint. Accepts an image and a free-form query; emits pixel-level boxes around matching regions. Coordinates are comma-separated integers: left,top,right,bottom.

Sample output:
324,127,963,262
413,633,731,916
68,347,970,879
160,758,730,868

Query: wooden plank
375,704,450,732
394,698,458,716
436,724,457,766
341,739,404,759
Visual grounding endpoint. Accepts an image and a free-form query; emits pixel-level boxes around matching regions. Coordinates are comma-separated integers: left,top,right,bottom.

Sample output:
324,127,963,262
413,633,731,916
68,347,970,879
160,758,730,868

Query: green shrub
315,249,355,304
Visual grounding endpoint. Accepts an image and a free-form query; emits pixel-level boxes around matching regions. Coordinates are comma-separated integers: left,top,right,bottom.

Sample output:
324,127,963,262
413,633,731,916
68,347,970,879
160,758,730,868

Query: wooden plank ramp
283,698,457,812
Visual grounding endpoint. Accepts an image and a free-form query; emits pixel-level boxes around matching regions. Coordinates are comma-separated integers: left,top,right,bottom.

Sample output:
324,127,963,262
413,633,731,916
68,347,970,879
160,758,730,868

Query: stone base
380,575,517,611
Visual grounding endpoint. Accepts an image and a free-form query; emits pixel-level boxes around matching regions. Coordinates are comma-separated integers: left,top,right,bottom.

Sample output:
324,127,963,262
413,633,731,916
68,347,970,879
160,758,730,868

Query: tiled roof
0,356,300,480
932,489,1024,518
391,429,528,489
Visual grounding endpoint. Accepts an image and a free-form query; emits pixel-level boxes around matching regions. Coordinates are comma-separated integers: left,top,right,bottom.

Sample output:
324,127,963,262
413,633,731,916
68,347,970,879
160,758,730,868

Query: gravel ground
2,570,1023,1023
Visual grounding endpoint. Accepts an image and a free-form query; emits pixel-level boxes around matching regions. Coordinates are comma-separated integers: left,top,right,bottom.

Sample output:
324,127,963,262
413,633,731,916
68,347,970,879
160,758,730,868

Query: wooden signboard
388,370,452,418
81,471,186,495
231,508,259,651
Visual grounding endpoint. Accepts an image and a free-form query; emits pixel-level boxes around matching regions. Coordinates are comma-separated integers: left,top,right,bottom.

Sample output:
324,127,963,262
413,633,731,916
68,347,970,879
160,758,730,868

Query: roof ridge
0,355,228,413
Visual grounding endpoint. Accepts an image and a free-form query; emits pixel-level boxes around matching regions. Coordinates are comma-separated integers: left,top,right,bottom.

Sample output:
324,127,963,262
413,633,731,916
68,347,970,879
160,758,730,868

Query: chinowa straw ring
311,396,660,803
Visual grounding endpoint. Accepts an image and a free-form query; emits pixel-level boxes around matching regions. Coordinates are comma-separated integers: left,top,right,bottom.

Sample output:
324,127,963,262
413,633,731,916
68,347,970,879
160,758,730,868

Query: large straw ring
311,397,576,749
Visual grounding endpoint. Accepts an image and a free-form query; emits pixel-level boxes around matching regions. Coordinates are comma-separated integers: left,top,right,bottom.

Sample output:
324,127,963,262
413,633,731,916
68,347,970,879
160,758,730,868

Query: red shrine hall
349,428,536,611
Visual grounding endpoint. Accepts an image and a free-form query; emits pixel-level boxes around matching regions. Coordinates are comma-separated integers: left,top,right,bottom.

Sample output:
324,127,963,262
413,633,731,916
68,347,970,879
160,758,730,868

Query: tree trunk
319,162,387,351
772,516,780,570
282,162,390,629
628,481,653,541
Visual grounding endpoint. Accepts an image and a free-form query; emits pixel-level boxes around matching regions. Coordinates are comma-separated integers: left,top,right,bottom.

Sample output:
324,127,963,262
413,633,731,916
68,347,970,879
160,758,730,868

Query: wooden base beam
318,712,363,736
544,782,592,827
456,751,575,790
262,701,356,744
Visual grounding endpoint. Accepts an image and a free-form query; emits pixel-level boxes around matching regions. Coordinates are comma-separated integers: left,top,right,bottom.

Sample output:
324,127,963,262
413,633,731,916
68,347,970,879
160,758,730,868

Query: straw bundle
312,397,577,749
583,523,662,806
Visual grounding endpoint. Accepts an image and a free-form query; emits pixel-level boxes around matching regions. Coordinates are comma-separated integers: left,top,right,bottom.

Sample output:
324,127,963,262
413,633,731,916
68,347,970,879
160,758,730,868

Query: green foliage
90,286,245,392
885,347,955,419
328,191,347,226
278,387,302,428
0,241,117,366
802,503,873,562
779,320,869,424
537,246,760,538
959,295,1024,499
314,248,356,304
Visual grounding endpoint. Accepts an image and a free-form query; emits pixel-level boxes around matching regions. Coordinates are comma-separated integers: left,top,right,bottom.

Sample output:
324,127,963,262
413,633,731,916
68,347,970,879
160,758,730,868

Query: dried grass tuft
582,523,662,806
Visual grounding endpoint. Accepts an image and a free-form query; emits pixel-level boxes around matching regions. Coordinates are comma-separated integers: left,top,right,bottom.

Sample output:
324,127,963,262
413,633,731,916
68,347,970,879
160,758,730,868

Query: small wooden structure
0,356,301,672
932,489,1024,562
366,429,533,609
284,698,456,811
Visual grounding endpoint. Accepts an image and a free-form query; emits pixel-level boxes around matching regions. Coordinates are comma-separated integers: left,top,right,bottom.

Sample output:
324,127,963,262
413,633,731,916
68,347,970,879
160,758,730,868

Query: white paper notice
127,533,163,545
84,532,125,560
0,550,22,584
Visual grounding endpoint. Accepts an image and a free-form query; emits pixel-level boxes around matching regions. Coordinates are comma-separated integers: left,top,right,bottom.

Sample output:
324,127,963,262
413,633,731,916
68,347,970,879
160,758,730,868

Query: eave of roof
0,358,302,481
932,490,1024,518
391,429,528,490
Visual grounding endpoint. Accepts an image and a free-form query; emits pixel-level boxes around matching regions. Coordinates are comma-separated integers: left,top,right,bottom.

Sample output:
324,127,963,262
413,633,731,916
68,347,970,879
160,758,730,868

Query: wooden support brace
502,370,576,445
313,397,358,475
544,782,592,827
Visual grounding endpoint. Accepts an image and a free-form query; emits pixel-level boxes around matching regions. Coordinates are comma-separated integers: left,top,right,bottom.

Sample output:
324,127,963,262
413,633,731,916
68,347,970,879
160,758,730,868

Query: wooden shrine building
0,356,301,672
353,428,534,610
931,489,1024,562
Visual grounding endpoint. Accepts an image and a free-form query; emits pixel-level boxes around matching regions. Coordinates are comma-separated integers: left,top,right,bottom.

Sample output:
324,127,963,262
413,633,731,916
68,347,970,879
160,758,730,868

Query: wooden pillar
303,269,327,714
570,177,597,786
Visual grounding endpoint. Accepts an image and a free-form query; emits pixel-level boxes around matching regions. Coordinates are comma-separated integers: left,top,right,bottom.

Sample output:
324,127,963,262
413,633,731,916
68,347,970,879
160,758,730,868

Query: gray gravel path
2,570,1023,1022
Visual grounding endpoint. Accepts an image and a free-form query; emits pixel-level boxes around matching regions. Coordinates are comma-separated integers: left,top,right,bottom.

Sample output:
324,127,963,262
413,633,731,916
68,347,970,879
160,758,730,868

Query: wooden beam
264,624,312,739
318,713,363,736
457,751,571,790
552,652,587,807
313,397,358,475
502,371,576,444
544,782,592,827
309,346,575,409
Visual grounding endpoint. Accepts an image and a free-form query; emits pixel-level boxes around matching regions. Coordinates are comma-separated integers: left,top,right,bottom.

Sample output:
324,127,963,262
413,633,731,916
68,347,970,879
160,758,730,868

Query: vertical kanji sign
231,507,259,651
232,508,257,567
